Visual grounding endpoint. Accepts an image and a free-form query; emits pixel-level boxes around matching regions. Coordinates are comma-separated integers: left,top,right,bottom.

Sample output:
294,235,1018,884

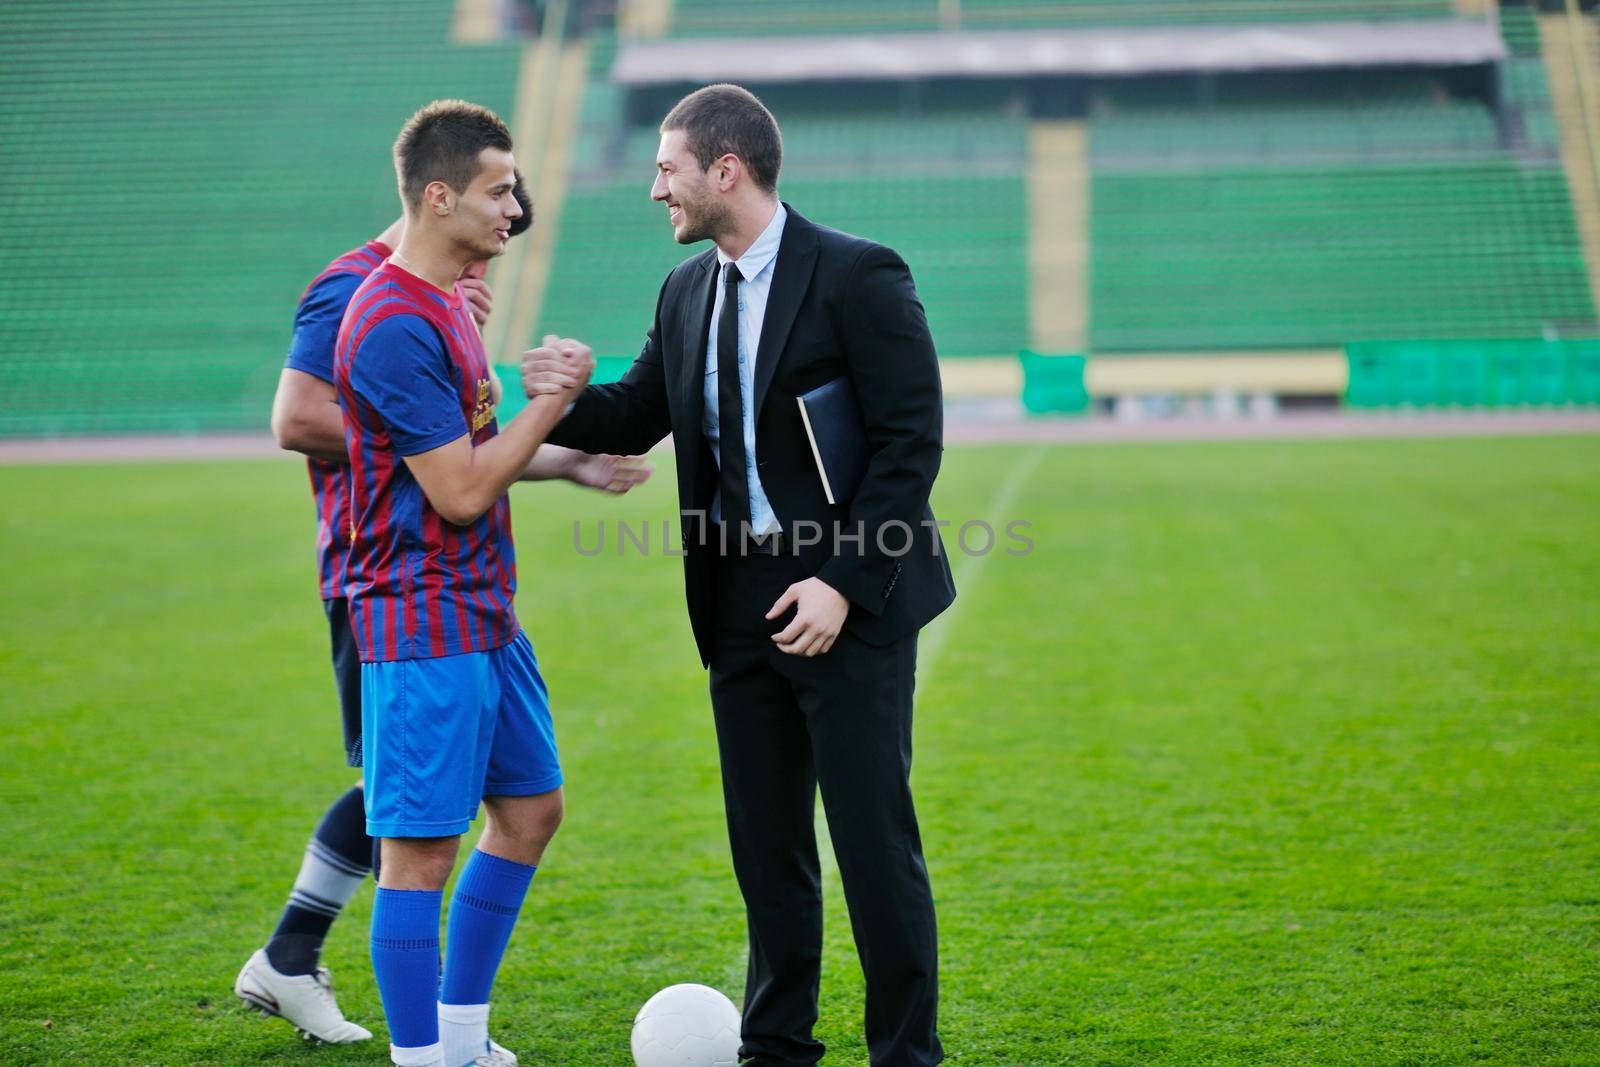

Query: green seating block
1569,347,1600,406
1524,347,1569,406
1019,351,1089,415
1346,340,1600,408
1394,348,1442,408
1345,345,1393,408
1438,349,1491,407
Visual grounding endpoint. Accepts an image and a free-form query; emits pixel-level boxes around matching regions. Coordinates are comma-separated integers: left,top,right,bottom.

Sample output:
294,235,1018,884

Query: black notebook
796,376,868,507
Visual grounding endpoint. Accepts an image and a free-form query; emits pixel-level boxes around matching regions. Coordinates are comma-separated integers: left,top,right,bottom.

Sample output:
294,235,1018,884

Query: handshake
521,334,595,401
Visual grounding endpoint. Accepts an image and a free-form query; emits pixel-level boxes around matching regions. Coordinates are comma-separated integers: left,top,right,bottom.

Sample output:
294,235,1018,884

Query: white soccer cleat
234,948,373,1043
472,1040,519,1066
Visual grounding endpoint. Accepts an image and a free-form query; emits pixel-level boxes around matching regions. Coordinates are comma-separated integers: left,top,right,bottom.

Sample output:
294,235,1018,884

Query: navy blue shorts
324,597,363,768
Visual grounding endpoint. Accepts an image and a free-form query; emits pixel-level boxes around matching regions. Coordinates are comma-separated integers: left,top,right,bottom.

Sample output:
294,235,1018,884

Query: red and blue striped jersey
284,239,391,600
333,261,517,663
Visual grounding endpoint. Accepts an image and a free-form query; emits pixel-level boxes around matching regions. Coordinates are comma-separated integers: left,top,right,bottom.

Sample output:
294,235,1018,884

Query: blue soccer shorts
360,629,563,838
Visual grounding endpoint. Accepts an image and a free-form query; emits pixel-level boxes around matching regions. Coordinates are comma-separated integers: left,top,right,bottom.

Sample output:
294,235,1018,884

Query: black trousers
709,546,942,1067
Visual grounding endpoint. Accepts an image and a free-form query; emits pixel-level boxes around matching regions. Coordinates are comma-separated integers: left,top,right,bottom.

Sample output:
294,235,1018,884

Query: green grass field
2,436,1597,1066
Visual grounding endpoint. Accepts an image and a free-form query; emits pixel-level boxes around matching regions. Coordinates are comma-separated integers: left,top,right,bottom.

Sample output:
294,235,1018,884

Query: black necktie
717,261,752,530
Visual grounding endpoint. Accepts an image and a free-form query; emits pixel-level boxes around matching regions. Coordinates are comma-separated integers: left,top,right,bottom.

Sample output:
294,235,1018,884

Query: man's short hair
508,170,533,238
661,84,782,194
393,99,513,208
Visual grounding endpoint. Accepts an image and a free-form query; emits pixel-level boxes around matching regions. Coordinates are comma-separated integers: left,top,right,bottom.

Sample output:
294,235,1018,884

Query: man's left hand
767,577,849,657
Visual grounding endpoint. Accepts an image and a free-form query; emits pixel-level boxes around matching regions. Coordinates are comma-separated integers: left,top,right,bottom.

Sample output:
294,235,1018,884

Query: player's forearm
519,444,581,482
451,395,571,521
270,391,347,463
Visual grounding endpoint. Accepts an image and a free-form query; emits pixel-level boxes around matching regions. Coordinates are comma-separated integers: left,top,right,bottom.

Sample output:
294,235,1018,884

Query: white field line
919,442,1047,678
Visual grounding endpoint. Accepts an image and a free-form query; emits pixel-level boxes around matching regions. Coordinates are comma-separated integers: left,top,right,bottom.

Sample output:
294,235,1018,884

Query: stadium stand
537,116,1031,358
0,0,520,435
525,0,1597,406
1089,127,1596,351
1079,10,1597,357
5,0,1599,435
1501,3,1562,149
1087,101,1503,166
665,0,1459,36
1531,2,1600,316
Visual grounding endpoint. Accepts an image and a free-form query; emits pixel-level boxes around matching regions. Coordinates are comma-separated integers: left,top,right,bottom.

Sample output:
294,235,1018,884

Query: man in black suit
524,83,953,1067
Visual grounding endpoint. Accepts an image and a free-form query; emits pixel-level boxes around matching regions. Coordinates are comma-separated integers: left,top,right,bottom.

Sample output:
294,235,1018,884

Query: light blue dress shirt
704,202,787,535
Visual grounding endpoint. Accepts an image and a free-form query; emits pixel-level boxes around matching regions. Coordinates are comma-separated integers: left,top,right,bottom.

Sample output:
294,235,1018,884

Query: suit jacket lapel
753,206,819,420
678,251,718,434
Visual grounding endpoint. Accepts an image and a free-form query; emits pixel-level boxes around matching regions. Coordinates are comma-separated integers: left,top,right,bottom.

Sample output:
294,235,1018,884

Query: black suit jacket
546,204,956,666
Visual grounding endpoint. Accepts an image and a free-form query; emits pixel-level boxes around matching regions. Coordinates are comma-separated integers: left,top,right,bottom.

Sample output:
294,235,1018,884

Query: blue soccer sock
371,887,444,1052
441,850,537,1005
439,851,535,1065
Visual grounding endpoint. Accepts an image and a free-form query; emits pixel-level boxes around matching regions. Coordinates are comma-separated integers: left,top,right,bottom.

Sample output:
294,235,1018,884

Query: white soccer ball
631,982,742,1067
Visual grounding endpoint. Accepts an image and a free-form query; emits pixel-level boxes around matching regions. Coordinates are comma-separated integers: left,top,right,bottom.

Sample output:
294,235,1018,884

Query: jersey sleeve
284,272,364,383
348,314,469,456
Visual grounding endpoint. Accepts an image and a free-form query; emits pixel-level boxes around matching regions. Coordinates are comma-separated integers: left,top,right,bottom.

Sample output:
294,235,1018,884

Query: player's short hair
661,84,782,194
393,99,513,209
508,170,533,238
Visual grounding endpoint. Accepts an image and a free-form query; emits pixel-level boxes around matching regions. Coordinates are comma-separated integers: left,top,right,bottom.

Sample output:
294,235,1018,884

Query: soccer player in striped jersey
239,166,643,1050
334,100,595,1067
237,218,410,1045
